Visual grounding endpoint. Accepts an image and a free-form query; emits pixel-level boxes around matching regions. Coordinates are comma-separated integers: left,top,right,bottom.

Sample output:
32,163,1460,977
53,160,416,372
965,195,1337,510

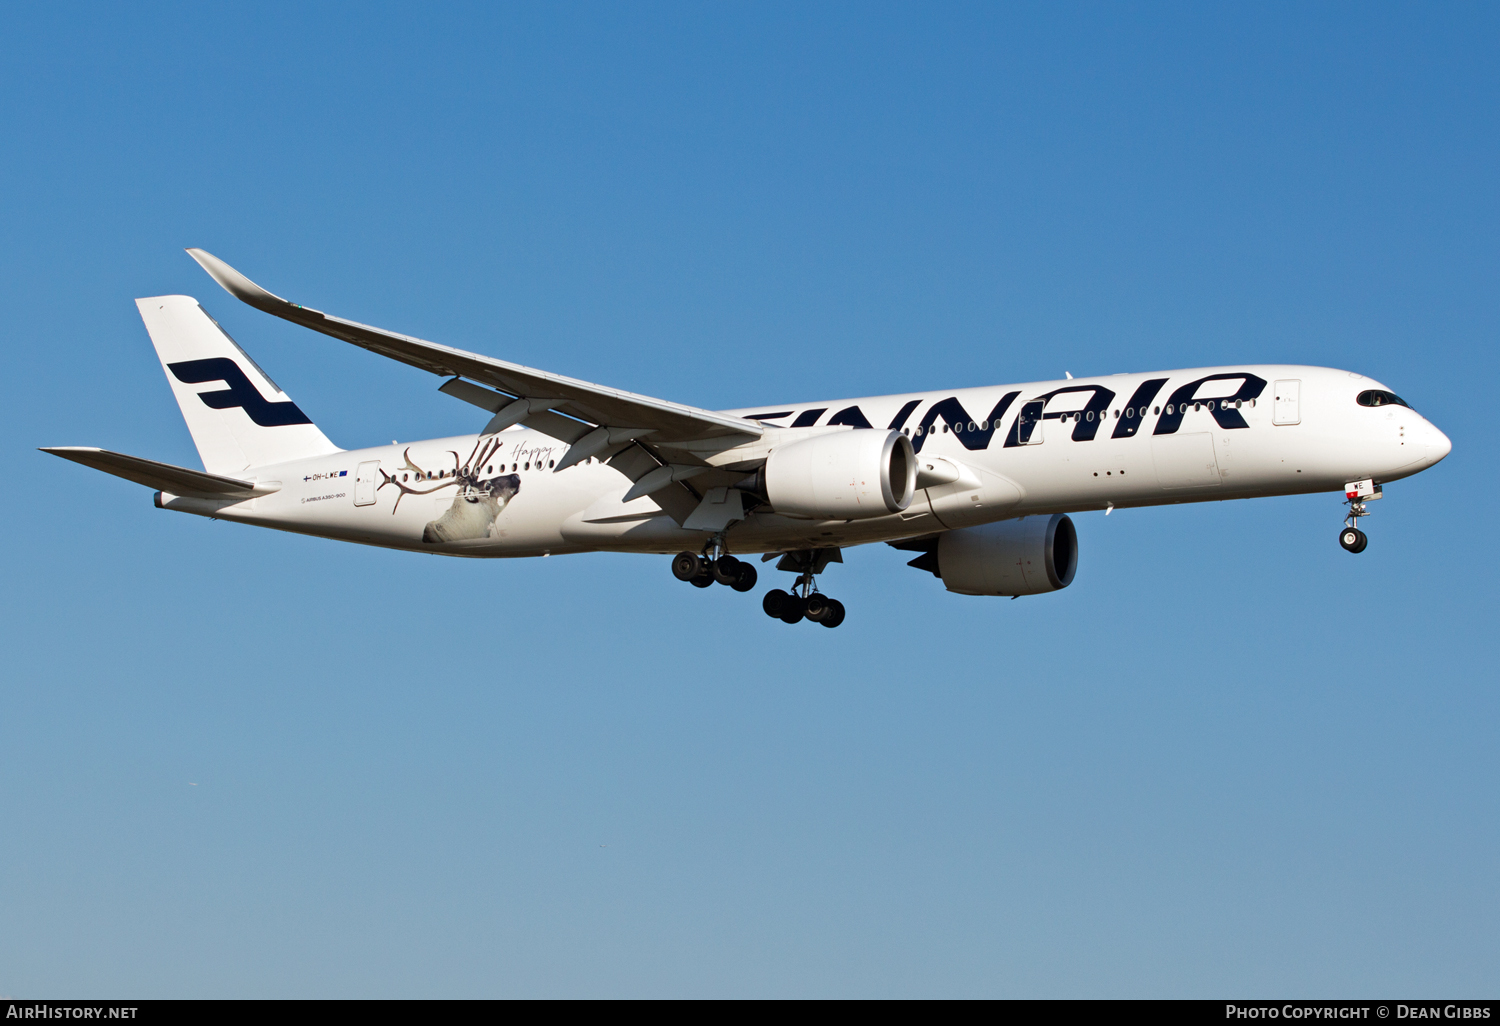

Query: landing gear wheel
804,593,833,622
712,555,743,586
762,589,790,618
1339,527,1368,553
671,551,703,582
778,596,806,624
690,567,715,588
731,563,758,592
819,599,846,628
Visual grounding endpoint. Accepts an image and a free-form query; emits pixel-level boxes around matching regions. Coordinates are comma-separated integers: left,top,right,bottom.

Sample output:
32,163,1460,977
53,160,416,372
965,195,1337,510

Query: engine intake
902,514,1078,596
761,429,916,520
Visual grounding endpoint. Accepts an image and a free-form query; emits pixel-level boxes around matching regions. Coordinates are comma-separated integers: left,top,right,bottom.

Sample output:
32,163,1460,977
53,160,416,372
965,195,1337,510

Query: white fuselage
156,364,1451,557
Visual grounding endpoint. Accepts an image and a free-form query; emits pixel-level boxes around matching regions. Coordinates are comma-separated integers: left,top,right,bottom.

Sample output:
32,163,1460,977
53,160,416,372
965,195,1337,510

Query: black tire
690,567,715,588
778,596,805,624
672,551,702,581
762,589,790,618
804,593,832,622
819,599,846,628
712,555,742,586
732,563,758,592
1339,527,1368,553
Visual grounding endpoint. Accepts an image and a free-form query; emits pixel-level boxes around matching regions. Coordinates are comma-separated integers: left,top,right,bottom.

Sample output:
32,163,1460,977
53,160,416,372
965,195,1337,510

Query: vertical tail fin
137,295,340,474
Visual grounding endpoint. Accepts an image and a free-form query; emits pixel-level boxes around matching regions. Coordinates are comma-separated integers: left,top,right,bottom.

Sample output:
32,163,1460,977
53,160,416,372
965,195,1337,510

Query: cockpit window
1357,389,1410,409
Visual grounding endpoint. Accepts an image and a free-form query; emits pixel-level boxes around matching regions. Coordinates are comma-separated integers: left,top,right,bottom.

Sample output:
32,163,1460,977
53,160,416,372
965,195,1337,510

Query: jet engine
902,514,1078,596
760,429,917,519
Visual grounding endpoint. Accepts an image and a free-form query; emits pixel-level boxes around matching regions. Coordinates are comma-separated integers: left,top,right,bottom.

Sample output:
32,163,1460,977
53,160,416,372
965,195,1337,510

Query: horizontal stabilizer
40,447,278,498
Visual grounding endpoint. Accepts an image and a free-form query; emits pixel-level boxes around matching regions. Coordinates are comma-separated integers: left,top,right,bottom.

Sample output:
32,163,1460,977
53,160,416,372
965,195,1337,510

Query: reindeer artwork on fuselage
379,435,522,544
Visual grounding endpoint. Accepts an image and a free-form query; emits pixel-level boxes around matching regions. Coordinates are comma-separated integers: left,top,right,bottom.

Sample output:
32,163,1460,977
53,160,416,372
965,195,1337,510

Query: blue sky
1,2,1495,997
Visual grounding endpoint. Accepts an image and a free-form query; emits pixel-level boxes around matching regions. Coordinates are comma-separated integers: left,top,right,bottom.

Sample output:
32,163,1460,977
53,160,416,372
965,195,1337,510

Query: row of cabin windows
903,398,1258,435
395,458,561,482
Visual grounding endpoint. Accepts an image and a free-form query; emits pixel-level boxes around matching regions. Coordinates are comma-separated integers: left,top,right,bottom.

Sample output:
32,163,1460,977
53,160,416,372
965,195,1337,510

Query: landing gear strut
760,548,846,628
1339,479,1380,554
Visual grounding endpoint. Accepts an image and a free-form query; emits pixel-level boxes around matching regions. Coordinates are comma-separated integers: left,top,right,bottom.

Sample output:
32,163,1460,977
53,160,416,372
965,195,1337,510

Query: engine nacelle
763,429,916,519
936,514,1078,596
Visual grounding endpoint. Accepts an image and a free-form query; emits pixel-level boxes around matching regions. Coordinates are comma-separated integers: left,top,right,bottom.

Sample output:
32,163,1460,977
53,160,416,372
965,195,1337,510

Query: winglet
185,248,324,319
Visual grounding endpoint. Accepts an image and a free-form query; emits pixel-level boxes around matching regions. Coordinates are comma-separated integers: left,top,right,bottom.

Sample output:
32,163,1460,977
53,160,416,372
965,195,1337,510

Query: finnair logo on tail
167,358,313,427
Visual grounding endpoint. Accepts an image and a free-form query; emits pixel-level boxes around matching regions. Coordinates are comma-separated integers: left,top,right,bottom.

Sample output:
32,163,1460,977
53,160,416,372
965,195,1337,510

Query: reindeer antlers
378,438,510,515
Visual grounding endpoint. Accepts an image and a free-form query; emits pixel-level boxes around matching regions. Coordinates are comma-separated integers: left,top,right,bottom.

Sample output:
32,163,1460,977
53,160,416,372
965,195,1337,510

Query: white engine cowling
937,514,1078,596
764,430,917,519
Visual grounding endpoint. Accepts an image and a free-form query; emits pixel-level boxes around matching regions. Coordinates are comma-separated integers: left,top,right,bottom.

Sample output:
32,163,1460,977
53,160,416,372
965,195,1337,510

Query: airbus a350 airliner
46,250,1452,628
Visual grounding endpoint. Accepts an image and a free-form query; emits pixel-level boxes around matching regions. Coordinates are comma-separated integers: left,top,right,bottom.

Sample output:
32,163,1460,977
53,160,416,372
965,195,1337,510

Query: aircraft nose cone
1428,425,1453,465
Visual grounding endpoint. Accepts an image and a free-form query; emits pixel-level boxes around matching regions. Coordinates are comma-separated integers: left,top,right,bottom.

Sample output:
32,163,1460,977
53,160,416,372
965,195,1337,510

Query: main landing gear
670,543,847,627
760,547,846,628
671,550,758,592
763,584,845,628
1339,479,1381,554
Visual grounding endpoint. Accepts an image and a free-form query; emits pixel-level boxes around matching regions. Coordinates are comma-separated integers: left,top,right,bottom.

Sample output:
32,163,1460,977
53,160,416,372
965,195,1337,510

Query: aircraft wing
40,447,277,497
185,249,762,449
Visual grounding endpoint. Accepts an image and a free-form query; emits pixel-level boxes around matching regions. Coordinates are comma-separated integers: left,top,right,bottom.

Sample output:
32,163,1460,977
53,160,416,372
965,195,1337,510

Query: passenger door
1016,400,1046,445
354,460,380,506
1273,379,1301,425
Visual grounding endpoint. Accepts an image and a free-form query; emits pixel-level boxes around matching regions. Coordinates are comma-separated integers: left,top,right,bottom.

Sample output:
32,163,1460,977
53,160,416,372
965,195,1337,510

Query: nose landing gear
1339,479,1381,554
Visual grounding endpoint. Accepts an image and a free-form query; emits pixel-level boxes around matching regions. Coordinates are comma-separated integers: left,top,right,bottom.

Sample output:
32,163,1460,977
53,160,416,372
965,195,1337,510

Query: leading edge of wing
185,249,762,443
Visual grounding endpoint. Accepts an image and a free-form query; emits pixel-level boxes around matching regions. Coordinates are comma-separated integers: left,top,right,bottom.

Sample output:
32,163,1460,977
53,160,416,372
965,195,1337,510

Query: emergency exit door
354,461,380,506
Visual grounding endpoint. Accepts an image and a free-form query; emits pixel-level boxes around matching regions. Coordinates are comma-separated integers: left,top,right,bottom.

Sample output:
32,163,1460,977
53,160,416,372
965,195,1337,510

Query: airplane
44,250,1453,629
